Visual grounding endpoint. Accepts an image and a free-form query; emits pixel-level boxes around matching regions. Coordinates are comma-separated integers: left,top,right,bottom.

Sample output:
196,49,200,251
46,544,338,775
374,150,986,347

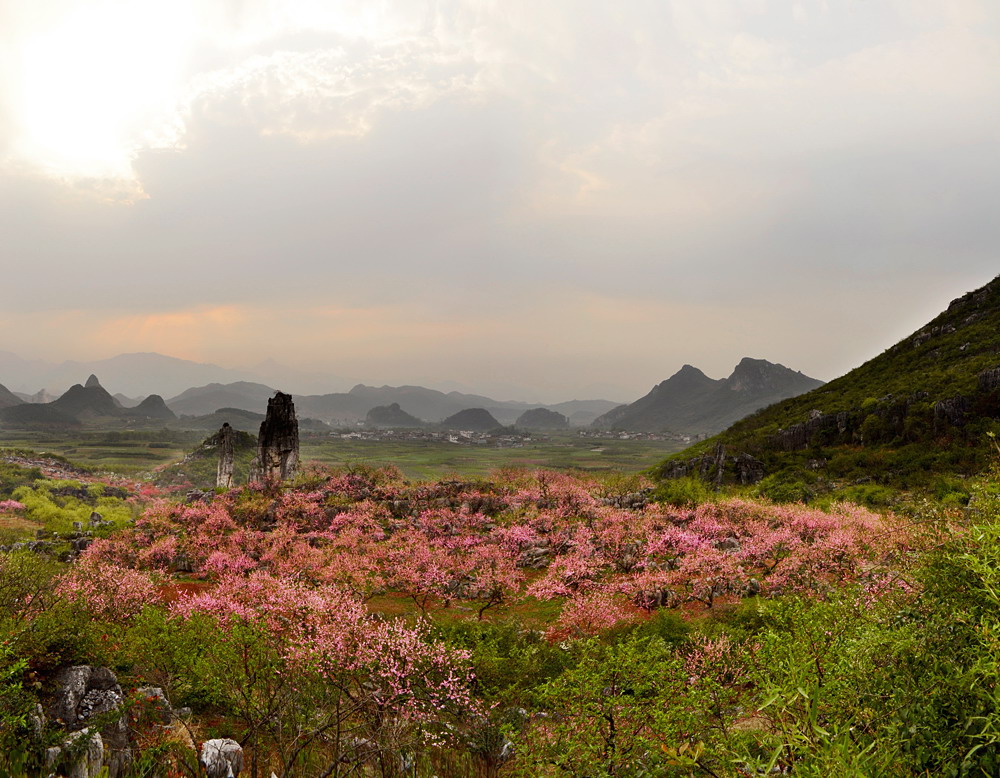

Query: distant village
329,427,693,446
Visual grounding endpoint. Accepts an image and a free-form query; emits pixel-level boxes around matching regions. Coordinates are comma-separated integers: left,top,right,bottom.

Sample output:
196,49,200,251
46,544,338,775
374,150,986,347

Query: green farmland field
0,428,688,481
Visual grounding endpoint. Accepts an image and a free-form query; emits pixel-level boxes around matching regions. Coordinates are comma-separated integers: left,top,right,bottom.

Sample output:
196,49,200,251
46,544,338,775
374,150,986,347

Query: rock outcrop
216,422,236,488
46,728,104,778
979,366,1000,393
49,666,131,777
659,444,766,486
249,392,299,483
200,739,245,778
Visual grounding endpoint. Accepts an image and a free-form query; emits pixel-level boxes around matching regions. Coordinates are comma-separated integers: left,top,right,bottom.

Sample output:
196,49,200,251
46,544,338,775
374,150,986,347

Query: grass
0,429,202,474
2,428,686,485
300,433,686,480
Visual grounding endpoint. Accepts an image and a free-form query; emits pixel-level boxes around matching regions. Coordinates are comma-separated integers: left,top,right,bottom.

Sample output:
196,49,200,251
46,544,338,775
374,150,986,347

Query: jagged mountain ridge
0,371,613,432
0,351,355,398
50,377,120,419
0,376,176,428
0,376,122,427
594,358,824,435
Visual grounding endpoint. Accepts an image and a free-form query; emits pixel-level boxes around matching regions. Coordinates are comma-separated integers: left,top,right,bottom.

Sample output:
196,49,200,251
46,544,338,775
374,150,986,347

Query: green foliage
830,483,898,509
618,608,690,647
0,459,42,498
730,594,912,776
436,619,574,705
651,476,713,508
120,608,219,711
11,480,133,534
513,634,715,777
0,642,32,756
753,472,817,504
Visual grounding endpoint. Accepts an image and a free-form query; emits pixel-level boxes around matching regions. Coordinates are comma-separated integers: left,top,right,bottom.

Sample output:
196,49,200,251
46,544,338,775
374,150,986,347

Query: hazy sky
1,1,998,402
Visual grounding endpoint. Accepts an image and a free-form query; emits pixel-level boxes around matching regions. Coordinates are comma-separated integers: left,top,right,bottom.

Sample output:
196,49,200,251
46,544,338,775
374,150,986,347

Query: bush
651,476,712,508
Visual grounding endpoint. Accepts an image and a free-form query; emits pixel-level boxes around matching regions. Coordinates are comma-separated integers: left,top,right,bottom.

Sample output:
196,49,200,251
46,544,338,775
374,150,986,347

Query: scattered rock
518,544,552,569
134,686,172,725
600,490,651,509
979,366,1000,393
713,537,741,553
934,396,971,429
200,739,245,778
49,666,131,778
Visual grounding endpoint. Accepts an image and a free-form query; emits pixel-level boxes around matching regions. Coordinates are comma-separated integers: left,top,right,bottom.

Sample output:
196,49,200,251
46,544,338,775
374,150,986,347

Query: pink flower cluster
57,559,161,622
171,570,478,720
78,468,914,632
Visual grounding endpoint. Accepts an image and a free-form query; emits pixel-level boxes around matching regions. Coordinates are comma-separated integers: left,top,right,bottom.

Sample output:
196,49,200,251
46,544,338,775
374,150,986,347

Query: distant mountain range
0,373,619,431
0,352,824,435
164,382,619,427
594,358,824,436
0,375,178,428
0,351,354,398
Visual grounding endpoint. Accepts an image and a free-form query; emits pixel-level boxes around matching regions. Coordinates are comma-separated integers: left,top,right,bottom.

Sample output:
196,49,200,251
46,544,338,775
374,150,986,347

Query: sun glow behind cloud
1,1,999,399
7,0,198,180
3,0,417,183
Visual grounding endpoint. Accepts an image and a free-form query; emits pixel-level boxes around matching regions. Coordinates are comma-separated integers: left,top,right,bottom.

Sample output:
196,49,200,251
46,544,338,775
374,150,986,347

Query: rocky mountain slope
656,274,1000,488
595,358,823,435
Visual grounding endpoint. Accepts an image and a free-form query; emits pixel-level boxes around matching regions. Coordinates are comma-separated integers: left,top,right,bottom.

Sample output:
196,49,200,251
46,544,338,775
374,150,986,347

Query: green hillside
654,274,1000,496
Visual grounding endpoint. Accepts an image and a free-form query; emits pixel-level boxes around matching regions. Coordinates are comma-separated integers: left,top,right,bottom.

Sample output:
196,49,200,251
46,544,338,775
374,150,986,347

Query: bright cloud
1,0,998,399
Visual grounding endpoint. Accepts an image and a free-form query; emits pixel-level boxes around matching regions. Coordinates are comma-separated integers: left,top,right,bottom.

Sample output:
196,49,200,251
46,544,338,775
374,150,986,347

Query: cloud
1,0,999,398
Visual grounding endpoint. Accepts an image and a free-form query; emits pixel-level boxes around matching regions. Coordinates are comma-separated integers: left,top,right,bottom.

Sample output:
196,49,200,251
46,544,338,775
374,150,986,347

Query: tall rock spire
248,392,299,484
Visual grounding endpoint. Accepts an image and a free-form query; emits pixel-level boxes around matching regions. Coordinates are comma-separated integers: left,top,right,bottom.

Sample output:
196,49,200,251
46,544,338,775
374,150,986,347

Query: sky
1,0,998,403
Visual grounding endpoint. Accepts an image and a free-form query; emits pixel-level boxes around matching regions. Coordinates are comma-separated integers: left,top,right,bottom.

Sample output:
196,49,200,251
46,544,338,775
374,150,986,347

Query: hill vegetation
440,407,502,431
366,402,426,428
654,275,1000,500
515,407,569,430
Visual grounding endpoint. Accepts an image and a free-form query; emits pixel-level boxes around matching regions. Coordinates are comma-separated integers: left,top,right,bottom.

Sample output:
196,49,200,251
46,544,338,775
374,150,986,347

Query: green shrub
651,476,712,508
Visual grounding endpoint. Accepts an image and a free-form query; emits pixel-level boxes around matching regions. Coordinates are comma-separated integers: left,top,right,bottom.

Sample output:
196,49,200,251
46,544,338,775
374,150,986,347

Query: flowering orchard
20,465,930,776
81,467,915,635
